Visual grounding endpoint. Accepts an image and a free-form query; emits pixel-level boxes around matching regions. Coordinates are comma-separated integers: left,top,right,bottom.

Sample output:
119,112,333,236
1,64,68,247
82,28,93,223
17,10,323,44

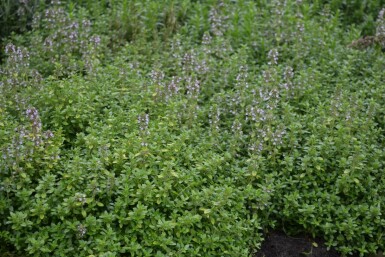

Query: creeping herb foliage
1,0,385,256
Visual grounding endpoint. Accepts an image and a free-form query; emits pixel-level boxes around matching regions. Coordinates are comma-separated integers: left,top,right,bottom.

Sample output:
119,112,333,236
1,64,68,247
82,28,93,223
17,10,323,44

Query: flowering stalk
138,113,150,147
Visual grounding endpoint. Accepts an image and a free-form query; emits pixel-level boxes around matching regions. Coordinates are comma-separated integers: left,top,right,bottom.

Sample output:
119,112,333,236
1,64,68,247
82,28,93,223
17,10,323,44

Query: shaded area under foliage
255,231,359,257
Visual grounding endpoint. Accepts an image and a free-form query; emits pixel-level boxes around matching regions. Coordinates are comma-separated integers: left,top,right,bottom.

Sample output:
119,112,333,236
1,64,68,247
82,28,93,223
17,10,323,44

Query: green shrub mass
1,1,385,256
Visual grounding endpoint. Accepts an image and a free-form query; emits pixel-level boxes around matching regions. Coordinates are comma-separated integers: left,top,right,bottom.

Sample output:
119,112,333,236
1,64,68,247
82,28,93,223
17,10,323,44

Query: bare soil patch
255,230,360,257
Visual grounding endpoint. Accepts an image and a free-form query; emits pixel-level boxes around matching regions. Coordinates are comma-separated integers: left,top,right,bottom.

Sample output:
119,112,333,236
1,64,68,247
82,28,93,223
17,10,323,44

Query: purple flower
26,107,42,132
209,105,221,131
376,9,385,37
186,77,200,99
77,224,87,238
44,130,54,139
202,32,212,46
138,113,150,136
90,35,101,46
166,76,181,101
283,66,294,80
209,3,228,37
268,49,279,65
231,120,243,136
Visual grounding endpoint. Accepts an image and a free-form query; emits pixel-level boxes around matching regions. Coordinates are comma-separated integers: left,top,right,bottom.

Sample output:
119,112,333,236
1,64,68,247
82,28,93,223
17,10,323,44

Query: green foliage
0,0,44,39
1,0,385,256
313,0,385,35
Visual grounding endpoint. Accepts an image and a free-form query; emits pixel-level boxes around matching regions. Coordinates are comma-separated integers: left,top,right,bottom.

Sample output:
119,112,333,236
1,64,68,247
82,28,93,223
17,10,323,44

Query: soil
254,230,360,257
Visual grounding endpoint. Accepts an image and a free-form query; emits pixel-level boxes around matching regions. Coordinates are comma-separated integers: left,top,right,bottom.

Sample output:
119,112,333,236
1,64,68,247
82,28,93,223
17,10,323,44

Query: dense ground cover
1,0,385,256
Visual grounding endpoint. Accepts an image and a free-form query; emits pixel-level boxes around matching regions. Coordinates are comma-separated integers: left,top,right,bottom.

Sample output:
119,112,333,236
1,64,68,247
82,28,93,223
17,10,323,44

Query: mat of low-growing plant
1,0,385,256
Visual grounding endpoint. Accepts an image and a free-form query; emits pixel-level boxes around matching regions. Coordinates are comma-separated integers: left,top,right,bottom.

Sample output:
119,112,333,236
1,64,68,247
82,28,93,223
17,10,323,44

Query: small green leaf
200,208,211,214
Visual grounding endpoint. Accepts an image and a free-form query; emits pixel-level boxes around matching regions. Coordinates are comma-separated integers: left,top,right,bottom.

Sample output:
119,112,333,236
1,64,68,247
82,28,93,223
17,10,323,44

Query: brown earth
254,230,360,257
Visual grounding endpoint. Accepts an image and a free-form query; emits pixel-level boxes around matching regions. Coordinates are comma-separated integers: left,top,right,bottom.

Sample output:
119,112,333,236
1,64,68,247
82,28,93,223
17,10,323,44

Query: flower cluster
281,66,295,92
202,32,213,55
138,113,150,146
166,76,182,101
75,192,87,205
150,69,165,83
248,141,264,154
16,0,30,17
262,67,280,89
209,2,228,37
26,107,44,146
138,113,150,134
231,119,243,137
376,8,385,48
297,22,305,34
150,69,166,101
8,127,29,166
376,8,385,37
181,50,209,75
171,37,183,60
186,76,200,100
259,88,280,105
227,92,241,116
77,224,87,238
235,66,249,89
0,44,41,110
2,107,57,173
246,106,267,122
26,107,42,133
182,51,196,73
32,0,102,74
268,49,279,65
209,105,221,132
330,91,343,117
4,43,30,69
43,3,66,30
255,125,286,149
283,66,294,81
271,126,286,146
150,70,184,103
